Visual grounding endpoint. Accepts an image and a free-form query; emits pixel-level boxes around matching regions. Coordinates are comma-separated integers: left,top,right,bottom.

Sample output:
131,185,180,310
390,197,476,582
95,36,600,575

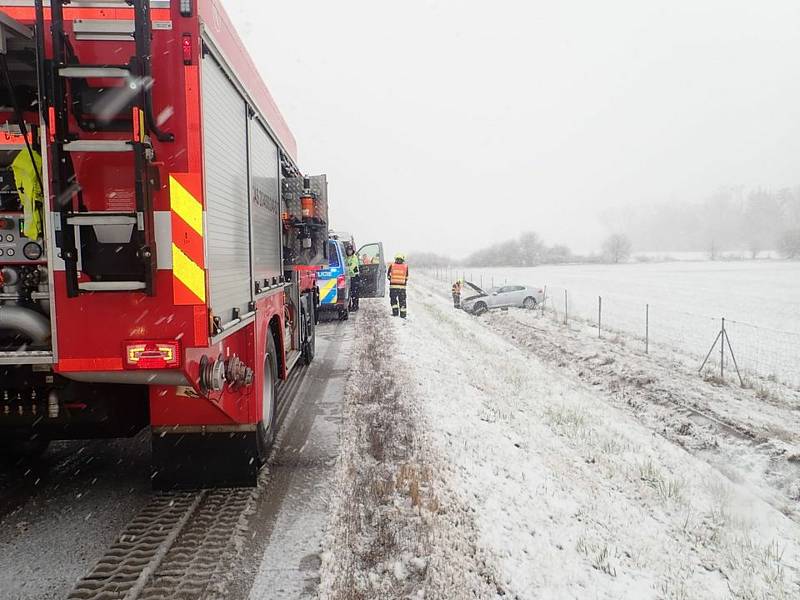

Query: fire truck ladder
35,0,173,297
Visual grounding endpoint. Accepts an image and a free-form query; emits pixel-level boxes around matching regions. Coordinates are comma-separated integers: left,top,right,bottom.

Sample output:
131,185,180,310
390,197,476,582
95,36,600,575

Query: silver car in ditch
460,282,544,315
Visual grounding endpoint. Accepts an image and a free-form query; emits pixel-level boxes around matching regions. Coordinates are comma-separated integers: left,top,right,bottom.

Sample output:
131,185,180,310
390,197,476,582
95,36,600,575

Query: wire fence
427,266,800,392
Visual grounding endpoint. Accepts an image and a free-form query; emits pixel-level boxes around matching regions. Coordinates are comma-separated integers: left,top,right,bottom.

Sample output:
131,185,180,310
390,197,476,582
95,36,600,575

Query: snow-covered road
0,321,351,600
233,320,350,599
386,277,800,599
0,435,152,599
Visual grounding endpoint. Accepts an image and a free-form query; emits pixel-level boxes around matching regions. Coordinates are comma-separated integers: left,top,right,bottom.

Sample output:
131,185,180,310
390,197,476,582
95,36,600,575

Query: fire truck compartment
202,51,253,327
0,10,37,113
0,172,52,356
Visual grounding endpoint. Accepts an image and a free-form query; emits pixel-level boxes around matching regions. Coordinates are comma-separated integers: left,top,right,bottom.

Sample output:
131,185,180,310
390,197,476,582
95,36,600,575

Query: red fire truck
0,0,348,488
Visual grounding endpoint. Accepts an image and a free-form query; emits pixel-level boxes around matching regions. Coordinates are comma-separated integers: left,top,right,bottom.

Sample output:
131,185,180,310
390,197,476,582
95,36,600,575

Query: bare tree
603,233,632,263
778,229,800,258
518,231,544,266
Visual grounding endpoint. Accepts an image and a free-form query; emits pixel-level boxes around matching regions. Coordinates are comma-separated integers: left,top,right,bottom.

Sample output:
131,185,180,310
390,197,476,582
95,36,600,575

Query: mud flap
151,430,261,490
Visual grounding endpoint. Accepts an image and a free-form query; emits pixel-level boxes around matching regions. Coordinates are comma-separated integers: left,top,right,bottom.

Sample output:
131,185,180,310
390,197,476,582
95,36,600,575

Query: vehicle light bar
124,340,181,369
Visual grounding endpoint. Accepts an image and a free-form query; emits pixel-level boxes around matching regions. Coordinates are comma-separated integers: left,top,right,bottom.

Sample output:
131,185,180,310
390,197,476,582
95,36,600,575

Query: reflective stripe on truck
169,173,206,305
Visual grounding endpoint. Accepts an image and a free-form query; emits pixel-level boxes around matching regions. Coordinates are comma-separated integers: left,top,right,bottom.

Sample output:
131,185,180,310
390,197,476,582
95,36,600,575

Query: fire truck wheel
257,333,279,460
301,309,316,365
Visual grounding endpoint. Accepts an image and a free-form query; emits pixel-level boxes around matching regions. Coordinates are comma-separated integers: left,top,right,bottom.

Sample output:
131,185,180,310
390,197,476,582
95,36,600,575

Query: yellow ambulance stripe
172,243,206,303
169,175,203,235
321,278,336,294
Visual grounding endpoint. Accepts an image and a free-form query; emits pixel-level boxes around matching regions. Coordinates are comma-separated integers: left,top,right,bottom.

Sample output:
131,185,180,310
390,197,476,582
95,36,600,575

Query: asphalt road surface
0,318,350,600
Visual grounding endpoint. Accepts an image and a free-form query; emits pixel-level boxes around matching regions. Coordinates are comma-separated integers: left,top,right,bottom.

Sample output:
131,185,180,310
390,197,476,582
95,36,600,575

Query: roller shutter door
249,119,281,283
201,53,252,323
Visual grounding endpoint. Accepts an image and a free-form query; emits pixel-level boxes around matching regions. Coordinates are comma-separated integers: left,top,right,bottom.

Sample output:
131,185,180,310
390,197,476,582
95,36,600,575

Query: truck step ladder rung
63,140,132,153
78,281,147,292
58,66,131,78
66,213,138,226
0,351,54,365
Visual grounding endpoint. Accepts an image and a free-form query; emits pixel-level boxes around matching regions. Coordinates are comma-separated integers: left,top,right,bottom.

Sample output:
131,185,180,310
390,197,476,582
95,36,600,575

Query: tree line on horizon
602,185,800,259
411,186,800,267
410,231,635,268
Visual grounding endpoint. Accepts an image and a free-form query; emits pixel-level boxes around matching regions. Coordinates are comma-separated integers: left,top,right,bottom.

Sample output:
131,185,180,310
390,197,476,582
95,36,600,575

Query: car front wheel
472,301,488,315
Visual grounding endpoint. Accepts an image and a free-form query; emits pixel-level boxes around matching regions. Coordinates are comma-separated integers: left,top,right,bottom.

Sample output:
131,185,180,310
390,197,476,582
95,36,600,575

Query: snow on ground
440,262,800,388
318,301,504,599
421,268,800,522
386,276,800,599
473,298,800,522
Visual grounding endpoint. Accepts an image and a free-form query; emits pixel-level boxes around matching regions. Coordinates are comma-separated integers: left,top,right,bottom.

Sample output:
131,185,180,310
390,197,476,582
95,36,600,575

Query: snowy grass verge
402,277,800,599
318,300,504,599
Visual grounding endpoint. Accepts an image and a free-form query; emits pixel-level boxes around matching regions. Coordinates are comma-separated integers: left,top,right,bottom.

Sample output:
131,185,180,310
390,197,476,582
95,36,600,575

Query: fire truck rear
0,0,325,488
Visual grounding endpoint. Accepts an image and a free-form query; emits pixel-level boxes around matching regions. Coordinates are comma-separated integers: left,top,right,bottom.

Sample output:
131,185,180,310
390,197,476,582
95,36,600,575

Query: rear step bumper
151,430,262,491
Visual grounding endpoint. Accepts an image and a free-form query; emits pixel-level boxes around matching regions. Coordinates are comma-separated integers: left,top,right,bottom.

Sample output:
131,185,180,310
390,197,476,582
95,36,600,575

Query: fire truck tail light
182,34,193,65
124,341,181,369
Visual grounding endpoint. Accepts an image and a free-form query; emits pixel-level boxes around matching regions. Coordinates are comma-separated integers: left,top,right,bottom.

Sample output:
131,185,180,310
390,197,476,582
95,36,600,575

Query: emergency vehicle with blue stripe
316,239,350,320
316,235,387,321
0,0,338,488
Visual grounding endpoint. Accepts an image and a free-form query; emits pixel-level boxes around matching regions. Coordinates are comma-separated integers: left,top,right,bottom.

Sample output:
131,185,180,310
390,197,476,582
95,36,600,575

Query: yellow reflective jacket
11,149,43,240
345,254,360,277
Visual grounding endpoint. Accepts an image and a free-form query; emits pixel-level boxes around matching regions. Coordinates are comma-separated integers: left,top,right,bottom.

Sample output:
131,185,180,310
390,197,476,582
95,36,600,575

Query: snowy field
434,261,800,388
321,284,800,599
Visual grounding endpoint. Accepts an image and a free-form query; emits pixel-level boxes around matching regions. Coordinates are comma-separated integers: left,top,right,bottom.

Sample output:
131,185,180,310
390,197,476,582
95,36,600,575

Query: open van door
357,242,386,298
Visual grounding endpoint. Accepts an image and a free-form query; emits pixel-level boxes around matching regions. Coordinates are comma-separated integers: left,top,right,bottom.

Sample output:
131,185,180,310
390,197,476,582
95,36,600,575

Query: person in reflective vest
11,147,43,240
452,279,462,308
387,253,409,318
345,246,361,312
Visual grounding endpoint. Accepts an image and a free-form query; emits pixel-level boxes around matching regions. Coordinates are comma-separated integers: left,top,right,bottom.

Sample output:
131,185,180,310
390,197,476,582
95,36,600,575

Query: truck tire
257,333,279,461
301,307,316,365
338,307,349,321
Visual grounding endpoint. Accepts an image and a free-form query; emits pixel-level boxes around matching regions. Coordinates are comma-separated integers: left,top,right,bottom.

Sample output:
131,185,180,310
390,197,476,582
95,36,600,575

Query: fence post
598,296,602,338
722,321,745,386
720,317,725,380
480,274,483,289
564,290,568,325
491,276,494,288
645,304,649,354
542,285,547,317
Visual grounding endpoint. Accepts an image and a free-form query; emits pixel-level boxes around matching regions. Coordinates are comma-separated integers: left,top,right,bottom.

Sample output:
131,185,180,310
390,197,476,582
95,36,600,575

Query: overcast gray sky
225,0,800,258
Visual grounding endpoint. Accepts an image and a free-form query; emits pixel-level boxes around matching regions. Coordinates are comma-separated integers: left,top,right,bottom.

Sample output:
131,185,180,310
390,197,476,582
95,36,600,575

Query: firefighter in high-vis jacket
387,253,409,318
452,279,462,308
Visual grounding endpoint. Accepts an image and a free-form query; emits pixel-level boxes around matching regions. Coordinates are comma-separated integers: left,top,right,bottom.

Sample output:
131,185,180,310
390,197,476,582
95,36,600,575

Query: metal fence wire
426,268,800,391
543,285,800,390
